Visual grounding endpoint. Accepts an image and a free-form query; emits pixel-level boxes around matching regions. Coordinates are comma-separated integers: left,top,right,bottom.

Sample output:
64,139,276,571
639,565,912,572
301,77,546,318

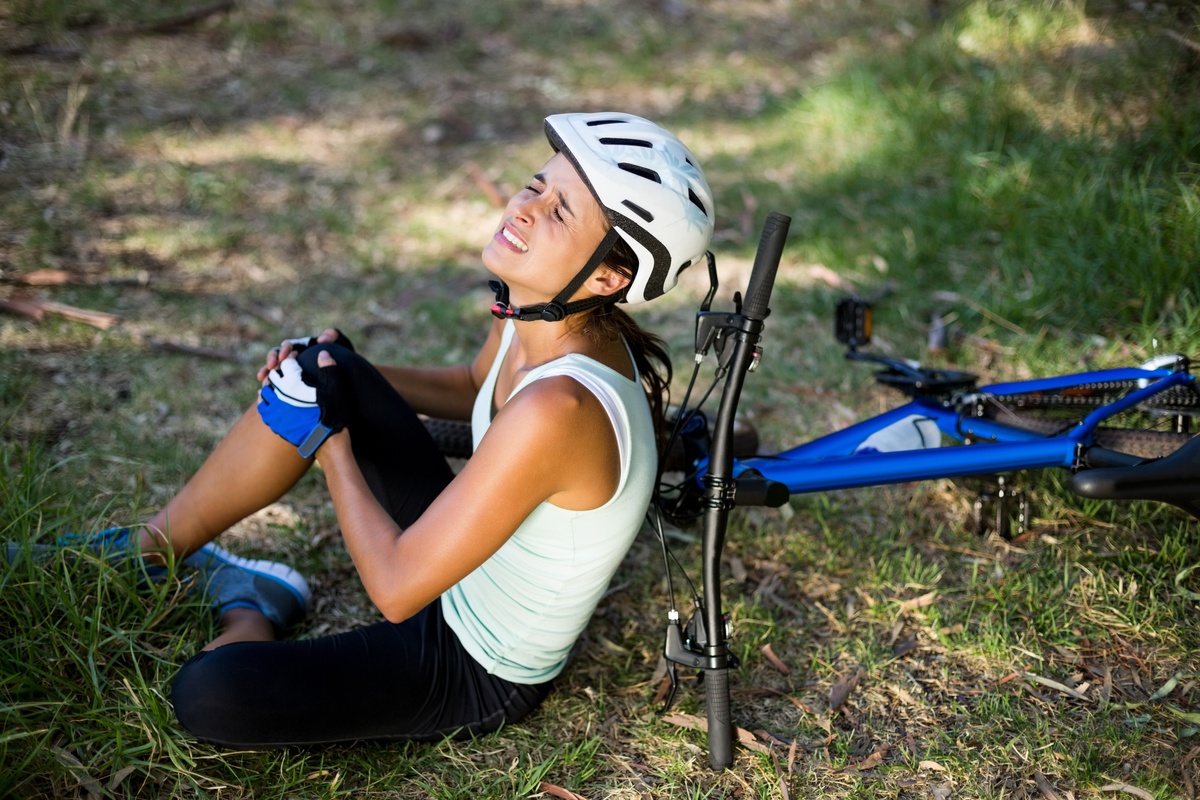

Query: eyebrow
532,172,574,219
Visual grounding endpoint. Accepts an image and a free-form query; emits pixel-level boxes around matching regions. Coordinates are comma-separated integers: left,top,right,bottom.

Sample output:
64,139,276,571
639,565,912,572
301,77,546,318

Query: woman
49,112,714,746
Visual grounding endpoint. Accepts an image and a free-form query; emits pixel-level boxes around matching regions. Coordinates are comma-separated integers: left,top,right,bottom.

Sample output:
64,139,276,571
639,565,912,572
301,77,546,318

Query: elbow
375,595,420,625
380,607,408,625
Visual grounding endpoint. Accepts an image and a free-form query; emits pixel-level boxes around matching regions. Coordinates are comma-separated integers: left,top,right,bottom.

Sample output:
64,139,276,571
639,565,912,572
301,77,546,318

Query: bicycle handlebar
742,211,790,322
703,211,791,770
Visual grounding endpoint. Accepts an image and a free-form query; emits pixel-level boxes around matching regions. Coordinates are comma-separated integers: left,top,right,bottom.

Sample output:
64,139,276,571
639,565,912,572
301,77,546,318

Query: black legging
171,343,552,747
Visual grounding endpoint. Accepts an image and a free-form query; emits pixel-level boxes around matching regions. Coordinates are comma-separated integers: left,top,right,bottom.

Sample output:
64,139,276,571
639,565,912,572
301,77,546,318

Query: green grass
2,0,1199,796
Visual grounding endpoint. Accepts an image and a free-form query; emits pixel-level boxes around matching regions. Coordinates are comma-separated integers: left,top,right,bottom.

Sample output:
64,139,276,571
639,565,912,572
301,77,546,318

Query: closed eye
524,183,565,222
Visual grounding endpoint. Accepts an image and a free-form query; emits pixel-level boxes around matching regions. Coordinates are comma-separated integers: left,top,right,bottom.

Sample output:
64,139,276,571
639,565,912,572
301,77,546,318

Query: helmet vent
688,188,709,217
621,200,655,223
585,119,625,127
600,137,653,148
618,163,662,184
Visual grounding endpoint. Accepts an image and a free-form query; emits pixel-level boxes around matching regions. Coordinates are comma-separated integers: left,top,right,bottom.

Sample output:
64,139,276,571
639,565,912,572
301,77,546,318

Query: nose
511,191,549,224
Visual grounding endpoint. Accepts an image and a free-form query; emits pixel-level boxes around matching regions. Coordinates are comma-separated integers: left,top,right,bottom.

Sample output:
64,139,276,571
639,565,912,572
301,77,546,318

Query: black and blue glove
280,329,354,355
257,357,350,457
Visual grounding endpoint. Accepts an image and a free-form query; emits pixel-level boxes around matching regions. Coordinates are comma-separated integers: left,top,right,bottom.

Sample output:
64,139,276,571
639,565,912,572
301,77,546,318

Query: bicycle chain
1000,380,1200,413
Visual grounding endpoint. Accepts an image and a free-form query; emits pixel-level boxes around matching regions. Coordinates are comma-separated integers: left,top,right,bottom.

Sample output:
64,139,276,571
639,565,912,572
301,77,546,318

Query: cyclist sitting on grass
9,112,715,746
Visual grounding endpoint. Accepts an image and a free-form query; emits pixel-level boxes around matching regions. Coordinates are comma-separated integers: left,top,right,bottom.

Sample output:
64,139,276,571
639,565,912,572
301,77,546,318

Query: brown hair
580,237,673,451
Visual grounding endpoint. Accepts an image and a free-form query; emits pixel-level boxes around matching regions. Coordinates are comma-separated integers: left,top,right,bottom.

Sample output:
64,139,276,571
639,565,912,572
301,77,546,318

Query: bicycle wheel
421,417,474,460
972,378,1199,460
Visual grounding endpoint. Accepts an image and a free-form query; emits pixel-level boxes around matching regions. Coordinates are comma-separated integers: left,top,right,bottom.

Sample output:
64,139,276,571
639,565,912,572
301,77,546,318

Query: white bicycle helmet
491,112,715,322
546,112,715,304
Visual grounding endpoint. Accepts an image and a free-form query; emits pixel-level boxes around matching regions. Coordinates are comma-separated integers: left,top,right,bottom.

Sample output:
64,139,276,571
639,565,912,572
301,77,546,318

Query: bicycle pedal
972,476,1028,540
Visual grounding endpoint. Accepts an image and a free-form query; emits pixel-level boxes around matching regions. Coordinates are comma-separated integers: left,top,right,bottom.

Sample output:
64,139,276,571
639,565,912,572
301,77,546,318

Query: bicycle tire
422,417,474,459
975,404,1195,460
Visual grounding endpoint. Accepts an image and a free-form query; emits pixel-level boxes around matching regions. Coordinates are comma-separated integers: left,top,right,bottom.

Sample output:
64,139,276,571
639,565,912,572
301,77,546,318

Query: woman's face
482,152,611,304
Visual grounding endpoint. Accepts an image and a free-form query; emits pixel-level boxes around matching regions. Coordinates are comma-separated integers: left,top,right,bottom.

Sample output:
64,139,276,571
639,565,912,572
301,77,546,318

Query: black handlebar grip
734,476,790,508
705,667,734,769
741,211,791,322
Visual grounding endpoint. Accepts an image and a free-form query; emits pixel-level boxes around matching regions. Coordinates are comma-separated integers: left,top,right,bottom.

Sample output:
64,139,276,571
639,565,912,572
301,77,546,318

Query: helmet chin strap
491,229,623,323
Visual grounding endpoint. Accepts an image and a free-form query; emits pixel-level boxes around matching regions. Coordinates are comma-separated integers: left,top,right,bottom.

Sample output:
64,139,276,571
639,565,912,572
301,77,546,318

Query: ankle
137,528,172,565
205,605,276,650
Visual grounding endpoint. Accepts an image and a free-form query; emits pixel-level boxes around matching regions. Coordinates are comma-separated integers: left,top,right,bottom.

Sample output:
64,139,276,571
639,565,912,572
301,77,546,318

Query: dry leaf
106,765,138,792
662,711,706,733
762,643,791,675
539,781,588,800
893,632,917,658
1034,770,1060,799
1148,671,1182,701
735,726,770,755
1018,671,1089,701
897,590,937,613
52,746,101,799
661,712,768,754
855,746,887,771
1099,782,1155,800
919,760,948,772
829,666,865,711
593,634,629,655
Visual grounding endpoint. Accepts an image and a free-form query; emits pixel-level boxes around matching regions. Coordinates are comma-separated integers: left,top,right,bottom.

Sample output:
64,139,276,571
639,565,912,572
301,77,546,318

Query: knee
171,649,248,744
295,341,359,373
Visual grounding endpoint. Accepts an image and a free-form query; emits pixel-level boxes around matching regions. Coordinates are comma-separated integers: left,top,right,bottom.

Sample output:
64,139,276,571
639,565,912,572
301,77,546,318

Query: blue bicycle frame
711,367,1195,496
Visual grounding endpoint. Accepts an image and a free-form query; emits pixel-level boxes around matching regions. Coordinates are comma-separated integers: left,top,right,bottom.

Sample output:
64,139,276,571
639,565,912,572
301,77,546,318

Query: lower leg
140,404,312,561
203,607,275,651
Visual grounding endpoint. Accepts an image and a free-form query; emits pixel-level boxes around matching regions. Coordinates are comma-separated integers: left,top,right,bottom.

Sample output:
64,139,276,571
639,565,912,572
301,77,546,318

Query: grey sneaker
184,543,310,634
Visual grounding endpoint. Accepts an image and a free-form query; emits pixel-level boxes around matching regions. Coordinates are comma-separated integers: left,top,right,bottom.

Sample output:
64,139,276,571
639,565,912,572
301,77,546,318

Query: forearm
315,432,413,621
374,364,479,420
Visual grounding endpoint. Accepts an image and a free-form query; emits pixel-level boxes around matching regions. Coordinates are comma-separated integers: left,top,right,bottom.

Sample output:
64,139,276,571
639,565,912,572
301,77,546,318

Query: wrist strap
298,422,334,458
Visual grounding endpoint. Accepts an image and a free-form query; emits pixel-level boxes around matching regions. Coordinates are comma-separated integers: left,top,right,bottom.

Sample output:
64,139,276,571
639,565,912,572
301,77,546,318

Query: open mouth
500,226,528,252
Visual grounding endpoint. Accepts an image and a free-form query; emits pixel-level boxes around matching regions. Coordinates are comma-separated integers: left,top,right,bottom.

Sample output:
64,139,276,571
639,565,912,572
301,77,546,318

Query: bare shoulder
472,374,620,509
492,374,607,438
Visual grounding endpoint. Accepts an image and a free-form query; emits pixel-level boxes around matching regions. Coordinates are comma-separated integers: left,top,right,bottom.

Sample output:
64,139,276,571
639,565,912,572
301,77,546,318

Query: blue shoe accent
55,526,137,553
183,543,310,634
3,526,166,583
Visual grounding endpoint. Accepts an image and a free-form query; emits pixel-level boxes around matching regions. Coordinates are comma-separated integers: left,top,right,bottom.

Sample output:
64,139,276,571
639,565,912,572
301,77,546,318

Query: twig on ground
148,338,247,363
466,161,507,208
0,294,119,329
109,1,235,35
2,43,83,59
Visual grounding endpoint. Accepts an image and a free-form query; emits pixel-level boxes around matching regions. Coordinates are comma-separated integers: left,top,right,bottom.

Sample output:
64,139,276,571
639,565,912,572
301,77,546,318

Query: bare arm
257,320,506,421
314,369,621,623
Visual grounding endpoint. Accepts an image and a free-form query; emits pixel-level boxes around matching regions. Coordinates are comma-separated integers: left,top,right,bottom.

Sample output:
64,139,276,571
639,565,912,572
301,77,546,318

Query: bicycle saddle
1069,434,1200,519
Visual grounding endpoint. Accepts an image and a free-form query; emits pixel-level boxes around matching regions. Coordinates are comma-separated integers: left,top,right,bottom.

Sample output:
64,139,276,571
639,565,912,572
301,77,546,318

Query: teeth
502,227,528,252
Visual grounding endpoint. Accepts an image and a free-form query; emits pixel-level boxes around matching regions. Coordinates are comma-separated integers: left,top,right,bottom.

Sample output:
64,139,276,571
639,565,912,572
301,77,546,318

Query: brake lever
661,658,680,714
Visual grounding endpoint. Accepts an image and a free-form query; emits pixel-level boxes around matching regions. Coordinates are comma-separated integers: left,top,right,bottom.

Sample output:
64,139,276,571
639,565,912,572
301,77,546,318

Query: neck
507,311,592,367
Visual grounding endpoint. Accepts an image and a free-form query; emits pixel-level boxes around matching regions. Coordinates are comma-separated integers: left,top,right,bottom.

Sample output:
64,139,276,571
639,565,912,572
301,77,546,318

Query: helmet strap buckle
488,229,623,323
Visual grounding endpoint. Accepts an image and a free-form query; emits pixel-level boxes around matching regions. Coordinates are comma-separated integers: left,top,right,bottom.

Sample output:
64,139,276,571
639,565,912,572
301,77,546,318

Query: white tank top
440,321,657,683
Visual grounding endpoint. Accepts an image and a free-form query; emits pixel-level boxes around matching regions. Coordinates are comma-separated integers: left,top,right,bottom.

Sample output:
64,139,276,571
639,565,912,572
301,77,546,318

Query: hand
256,328,355,384
257,351,352,457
